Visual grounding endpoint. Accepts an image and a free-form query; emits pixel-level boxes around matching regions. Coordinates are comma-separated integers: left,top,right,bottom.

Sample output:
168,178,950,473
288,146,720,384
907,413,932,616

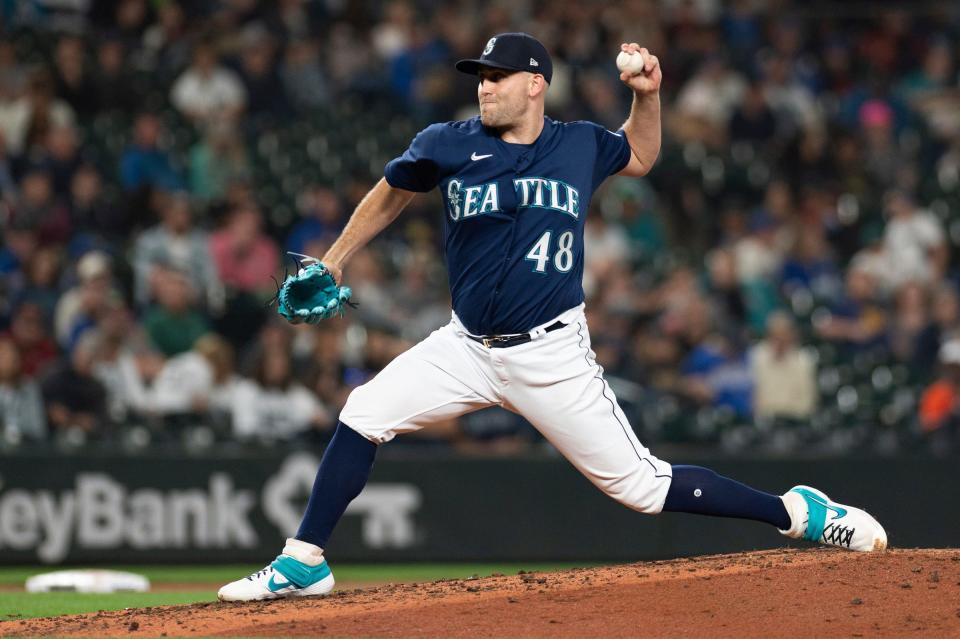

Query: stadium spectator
0,130,18,208
815,264,887,353
9,169,71,245
133,192,222,310
170,41,246,129
705,247,748,329
0,40,27,105
115,333,236,425
0,336,46,441
231,348,330,442
887,282,930,366
138,0,190,74
188,121,250,203
896,38,958,140
191,334,240,429
759,53,822,136
11,246,62,321
238,318,294,378
234,23,292,124
914,284,960,374
53,251,115,350
142,265,209,356
51,35,98,118
81,298,149,422
40,336,108,435
112,0,151,51
92,37,141,115
285,185,345,257
779,225,842,302
601,178,666,264
728,79,776,144
35,123,82,199
2,301,58,378
679,325,753,420
918,339,960,439
67,164,126,242
0,70,75,156
305,323,351,412
209,203,279,295
119,112,184,193
671,56,746,146
584,214,630,282
881,189,947,289
858,99,906,191
751,311,817,420
281,37,330,113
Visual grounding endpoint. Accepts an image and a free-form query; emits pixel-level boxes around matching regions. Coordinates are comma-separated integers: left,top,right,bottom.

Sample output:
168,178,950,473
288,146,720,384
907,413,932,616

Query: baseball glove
274,256,354,324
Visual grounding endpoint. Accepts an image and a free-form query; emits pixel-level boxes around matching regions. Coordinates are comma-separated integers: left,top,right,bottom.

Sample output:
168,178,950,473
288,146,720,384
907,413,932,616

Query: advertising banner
0,452,953,563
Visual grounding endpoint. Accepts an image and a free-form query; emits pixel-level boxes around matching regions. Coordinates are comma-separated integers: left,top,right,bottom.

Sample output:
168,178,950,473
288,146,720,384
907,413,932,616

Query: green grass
0,591,211,620
0,562,593,621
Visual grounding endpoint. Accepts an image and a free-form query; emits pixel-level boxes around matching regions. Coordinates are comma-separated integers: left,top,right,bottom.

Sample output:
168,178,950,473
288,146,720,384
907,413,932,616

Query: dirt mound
3,549,959,638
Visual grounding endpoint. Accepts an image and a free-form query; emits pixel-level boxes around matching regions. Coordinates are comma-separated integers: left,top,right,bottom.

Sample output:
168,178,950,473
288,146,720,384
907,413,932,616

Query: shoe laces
822,522,855,548
246,563,276,582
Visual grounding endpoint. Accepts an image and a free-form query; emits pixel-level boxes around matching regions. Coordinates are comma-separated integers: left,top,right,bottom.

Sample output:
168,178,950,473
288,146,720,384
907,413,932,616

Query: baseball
616,50,645,75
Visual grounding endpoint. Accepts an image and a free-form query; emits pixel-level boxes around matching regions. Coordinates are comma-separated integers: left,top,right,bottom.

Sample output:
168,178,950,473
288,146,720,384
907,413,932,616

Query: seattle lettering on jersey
446,179,500,220
446,178,580,221
513,177,579,218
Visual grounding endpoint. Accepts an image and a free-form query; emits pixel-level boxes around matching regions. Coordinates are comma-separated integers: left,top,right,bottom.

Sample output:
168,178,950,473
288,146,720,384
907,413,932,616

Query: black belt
466,321,566,348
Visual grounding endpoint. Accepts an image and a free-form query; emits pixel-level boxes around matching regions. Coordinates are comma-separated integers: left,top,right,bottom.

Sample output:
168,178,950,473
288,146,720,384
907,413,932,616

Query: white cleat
218,539,335,602
779,485,887,552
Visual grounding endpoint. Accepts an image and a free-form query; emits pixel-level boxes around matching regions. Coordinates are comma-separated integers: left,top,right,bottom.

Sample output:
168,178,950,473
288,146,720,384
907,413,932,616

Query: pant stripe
576,321,672,479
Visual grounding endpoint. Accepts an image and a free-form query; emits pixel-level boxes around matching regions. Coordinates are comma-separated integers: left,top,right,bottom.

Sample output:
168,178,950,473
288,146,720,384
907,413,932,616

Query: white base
26,570,150,593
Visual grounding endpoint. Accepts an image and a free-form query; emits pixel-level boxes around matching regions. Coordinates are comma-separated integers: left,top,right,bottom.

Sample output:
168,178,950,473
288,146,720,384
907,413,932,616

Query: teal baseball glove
275,256,354,324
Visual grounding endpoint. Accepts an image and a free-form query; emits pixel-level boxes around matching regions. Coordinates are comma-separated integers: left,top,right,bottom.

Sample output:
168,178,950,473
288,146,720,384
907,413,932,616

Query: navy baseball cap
456,32,553,84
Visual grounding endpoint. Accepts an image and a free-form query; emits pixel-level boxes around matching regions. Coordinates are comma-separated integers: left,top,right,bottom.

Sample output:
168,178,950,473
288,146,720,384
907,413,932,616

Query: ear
528,74,546,98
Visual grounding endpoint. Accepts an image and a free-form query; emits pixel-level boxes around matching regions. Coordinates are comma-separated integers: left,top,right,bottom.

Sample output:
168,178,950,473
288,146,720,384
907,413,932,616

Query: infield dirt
3,548,958,638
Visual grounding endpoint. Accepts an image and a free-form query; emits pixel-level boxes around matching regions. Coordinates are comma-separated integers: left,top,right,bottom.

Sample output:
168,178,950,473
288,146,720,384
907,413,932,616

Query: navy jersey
384,116,630,335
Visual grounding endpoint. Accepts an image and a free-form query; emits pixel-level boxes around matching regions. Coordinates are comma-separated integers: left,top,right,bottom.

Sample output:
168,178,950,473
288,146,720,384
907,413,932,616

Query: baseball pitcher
218,34,886,602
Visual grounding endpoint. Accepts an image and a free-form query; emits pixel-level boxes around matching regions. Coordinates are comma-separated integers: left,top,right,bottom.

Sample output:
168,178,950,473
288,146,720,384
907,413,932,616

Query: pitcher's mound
4,548,959,638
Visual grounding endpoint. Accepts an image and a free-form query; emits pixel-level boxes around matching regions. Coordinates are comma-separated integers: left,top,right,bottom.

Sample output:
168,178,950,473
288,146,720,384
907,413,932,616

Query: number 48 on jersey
525,230,574,274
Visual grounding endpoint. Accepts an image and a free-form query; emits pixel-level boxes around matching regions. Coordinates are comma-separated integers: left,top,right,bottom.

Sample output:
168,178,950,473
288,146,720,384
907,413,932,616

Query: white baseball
616,50,645,76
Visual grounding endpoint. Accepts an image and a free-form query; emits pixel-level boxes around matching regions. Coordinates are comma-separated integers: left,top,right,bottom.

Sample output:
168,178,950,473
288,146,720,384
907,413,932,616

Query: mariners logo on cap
483,37,497,55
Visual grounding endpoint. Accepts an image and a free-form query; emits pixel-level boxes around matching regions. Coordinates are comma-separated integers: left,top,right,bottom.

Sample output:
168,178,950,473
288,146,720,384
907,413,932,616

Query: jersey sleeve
384,124,444,192
589,122,632,189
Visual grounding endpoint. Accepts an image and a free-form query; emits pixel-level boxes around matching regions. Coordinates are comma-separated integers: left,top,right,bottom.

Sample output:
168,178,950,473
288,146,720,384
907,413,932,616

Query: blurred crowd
2,0,960,455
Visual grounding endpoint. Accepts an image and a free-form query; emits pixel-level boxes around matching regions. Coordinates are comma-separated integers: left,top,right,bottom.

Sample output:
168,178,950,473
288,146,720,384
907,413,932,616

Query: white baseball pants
340,305,673,513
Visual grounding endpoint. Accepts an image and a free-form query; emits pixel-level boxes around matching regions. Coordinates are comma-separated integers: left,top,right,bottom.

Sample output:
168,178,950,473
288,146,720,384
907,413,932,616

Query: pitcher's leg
662,465,790,528
503,318,885,552
341,323,499,443
311,322,497,539
296,421,378,548
220,324,499,601
503,322,672,513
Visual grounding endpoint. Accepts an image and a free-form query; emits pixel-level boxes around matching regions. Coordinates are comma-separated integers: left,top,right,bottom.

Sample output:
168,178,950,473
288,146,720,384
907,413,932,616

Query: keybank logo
0,473,256,562
0,456,422,562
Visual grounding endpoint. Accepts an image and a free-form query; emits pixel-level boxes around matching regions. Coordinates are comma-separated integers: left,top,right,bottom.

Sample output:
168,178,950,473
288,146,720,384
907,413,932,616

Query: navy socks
294,433,792,550
296,421,378,549
662,465,791,530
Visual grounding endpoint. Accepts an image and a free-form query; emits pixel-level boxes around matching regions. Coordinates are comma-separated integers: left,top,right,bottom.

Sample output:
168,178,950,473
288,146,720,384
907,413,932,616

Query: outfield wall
0,451,955,564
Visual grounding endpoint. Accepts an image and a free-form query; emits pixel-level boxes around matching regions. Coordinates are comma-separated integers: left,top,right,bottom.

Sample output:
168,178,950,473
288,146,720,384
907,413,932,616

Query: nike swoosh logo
804,491,848,520
471,152,493,161
606,130,623,138
826,503,847,520
267,575,291,592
